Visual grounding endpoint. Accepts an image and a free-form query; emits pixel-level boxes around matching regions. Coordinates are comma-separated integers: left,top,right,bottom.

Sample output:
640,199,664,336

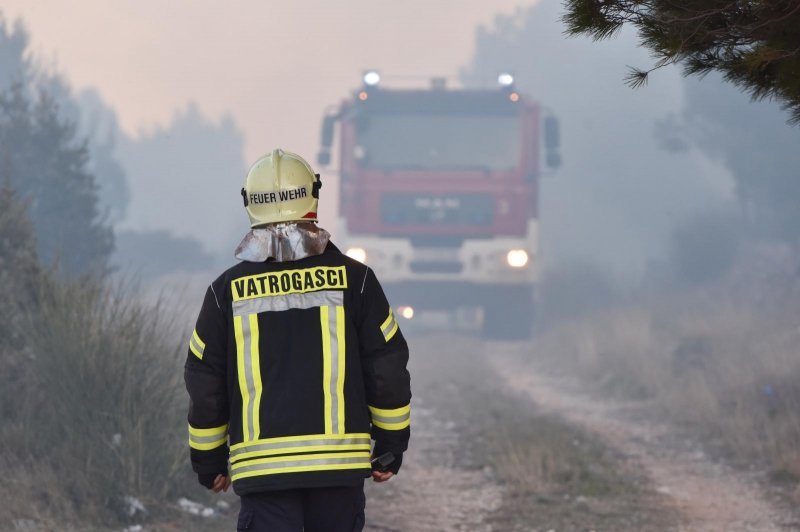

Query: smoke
659,74,800,244
0,13,249,277
462,0,735,279
0,16,27,88
116,103,248,261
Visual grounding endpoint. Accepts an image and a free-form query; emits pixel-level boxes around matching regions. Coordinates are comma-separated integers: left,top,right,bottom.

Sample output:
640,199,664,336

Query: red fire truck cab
318,73,560,339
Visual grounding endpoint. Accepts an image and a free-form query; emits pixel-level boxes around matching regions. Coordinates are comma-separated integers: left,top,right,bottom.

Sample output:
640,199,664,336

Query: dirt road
364,334,505,531
366,333,677,531
494,343,800,531
191,331,797,530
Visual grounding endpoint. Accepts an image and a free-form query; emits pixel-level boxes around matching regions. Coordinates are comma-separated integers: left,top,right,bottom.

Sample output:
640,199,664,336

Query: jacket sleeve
356,267,411,457
184,282,230,475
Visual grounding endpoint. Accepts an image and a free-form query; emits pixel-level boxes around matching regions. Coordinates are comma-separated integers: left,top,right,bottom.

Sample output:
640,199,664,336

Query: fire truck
317,72,560,339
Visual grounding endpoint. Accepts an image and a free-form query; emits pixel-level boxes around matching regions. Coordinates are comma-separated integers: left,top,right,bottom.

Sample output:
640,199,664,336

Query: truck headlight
506,249,528,268
346,247,367,263
398,306,414,320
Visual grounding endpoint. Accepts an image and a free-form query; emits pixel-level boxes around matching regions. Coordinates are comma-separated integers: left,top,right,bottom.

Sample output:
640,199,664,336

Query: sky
1,0,741,279
3,0,536,164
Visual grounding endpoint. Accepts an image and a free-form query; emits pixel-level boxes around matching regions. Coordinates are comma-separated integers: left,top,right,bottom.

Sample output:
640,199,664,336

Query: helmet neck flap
234,222,330,263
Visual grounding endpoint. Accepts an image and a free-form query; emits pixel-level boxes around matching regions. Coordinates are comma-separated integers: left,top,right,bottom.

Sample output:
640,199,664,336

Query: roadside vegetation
0,21,239,528
484,393,679,531
533,245,800,497
0,187,234,530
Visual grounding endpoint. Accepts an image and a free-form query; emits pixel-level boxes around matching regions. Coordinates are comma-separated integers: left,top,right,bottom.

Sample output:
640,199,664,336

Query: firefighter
184,149,411,531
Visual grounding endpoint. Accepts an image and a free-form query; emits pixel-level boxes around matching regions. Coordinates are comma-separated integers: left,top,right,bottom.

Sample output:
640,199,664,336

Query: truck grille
409,260,464,273
381,193,494,226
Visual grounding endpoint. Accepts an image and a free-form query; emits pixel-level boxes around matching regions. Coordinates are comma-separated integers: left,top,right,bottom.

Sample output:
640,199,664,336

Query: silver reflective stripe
370,411,410,425
320,305,346,435
190,433,226,445
189,336,203,353
233,314,266,445
380,310,398,342
229,436,370,461
328,307,341,434
240,316,258,441
189,331,205,359
234,291,344,316
188,424,228,451
232,455,369,475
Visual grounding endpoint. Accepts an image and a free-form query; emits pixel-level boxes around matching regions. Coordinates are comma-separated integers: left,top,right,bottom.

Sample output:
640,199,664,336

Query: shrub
532,260,800,484
0,276,191,528
0,189,191,528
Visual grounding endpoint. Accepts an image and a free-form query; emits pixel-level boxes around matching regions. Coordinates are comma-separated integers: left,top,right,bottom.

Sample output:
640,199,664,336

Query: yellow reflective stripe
236,313,262,442
231,462,371,481
188,330,205,360
320,306,333,434
368,404,411,417
230,451,371,481
380,309,394,332
230,432,372,452
192,330,206,349
189,436,227,451
380,309,399,342
335,305,346,434
234,315,250,441
369,403,411,431
385,321,399,342
321,305,345,434
232,443,371,463
371,418,410,430
188,423,228,451
188,424,228,437
189,341,203,360
249,313,263,440
232,451,369,470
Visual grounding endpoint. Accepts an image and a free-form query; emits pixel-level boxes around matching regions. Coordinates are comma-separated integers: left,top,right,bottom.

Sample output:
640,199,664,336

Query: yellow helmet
241,149,321,227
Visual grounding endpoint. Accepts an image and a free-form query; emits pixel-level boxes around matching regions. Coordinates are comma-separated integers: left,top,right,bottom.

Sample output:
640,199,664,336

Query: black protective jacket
184,242,411,494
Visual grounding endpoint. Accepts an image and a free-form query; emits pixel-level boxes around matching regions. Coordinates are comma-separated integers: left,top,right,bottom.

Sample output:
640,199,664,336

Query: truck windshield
355,114,522,171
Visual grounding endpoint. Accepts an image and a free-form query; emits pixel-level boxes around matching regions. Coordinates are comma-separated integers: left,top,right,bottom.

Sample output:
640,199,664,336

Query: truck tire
482,287,534,340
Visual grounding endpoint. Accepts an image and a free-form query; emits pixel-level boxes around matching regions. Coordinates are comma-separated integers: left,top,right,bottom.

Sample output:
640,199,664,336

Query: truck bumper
384,280,534,310
333,219,540,286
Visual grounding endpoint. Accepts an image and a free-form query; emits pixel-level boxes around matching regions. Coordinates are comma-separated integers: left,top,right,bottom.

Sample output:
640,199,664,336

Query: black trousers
237,483,365,532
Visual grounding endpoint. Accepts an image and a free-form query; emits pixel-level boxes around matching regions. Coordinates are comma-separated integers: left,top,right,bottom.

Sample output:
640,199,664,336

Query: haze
3,0,534,161
1,0,742,275
3,1,800,529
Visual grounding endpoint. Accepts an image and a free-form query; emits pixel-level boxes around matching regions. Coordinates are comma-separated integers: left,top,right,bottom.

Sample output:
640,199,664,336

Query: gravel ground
365,333,679,531
364,397,505,531
146,330,711,531
364,333,505,531
494,343,800,531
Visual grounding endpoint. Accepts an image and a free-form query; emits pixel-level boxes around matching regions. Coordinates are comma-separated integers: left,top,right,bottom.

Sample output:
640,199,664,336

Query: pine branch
624,67,650,88
561,0,800,124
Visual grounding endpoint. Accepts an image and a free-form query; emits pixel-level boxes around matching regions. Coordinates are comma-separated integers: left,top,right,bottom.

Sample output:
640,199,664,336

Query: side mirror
543,115,560,151
320,115,336,148
543,115,561,170
317,150,331,167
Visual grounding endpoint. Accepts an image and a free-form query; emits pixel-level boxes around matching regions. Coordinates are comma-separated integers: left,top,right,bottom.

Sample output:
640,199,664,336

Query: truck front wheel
481,287,534,340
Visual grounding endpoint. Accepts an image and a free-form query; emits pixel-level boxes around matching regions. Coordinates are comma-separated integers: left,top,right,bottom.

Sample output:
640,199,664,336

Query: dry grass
495,435,622,498
534,250,800,486
0,276,197,529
